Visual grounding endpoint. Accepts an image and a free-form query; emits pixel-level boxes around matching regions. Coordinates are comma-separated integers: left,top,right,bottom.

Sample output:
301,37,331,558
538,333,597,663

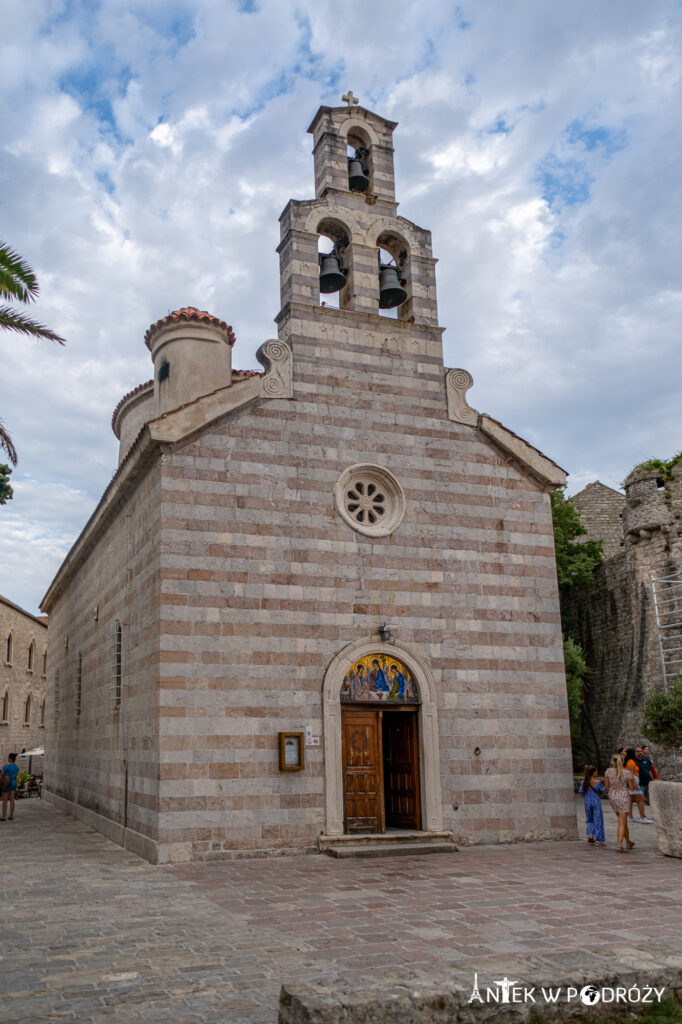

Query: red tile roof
144,307,236,346
232,369,264,378
111,380,153,434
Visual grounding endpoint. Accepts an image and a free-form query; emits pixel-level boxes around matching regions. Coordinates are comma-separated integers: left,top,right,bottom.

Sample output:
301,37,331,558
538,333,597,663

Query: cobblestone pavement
0,797,679,1023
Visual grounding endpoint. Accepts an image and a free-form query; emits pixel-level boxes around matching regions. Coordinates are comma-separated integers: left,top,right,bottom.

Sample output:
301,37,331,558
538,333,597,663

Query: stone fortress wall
566,470,682,777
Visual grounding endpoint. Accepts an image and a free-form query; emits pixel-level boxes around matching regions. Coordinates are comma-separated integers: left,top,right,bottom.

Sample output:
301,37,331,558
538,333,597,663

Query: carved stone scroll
445,368,478,425
257,339,293,399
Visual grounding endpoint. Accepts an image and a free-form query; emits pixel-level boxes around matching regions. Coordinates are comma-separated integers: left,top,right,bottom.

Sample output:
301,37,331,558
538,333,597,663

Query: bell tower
309,90,399,204
276,92,440,331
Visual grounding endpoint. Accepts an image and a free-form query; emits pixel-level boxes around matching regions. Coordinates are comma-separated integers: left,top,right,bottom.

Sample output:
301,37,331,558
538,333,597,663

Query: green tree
0,463,12,504
551,489,604,765
0,241,64,465
641,677,682,750
550,488,603,588
563,637,589,738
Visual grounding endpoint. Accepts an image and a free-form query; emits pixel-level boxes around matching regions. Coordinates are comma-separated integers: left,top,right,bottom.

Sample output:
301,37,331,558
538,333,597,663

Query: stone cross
342,91,359,110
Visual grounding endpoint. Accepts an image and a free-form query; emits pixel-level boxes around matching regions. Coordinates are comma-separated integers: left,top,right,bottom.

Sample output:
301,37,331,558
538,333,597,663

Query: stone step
324,841,457,859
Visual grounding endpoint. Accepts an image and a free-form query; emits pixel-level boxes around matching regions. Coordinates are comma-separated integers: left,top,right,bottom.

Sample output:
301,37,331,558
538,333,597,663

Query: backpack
0,771,11,793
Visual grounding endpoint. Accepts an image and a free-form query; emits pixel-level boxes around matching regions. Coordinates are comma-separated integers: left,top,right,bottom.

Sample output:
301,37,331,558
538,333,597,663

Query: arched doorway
341,653,420,832
322,638,444,837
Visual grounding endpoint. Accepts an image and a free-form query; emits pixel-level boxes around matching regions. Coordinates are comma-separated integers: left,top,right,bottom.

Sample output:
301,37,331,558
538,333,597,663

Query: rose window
345,479,386,526
335,464,405,537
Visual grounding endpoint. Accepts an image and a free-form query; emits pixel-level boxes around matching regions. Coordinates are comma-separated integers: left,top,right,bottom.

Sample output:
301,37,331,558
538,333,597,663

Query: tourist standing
1,752,19,821
625,747,653,823
604,754,636,852
638,745,654,801
643,744,659,780
579,765,606,846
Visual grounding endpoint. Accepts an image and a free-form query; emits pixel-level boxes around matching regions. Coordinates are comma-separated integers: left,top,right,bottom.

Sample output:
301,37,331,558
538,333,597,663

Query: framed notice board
279,732,305,771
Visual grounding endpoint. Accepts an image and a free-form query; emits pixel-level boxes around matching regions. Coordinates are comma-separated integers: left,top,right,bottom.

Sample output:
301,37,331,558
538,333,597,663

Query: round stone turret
145,307,236,417
623,464,674,540
112,380,154,465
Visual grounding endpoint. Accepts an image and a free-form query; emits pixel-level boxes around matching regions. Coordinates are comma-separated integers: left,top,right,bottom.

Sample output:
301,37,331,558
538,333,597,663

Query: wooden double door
342,707,421,833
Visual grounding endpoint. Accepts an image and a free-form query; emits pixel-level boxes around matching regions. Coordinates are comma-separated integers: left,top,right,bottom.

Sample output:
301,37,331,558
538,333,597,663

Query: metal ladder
651,569,682,688
651,570,682,775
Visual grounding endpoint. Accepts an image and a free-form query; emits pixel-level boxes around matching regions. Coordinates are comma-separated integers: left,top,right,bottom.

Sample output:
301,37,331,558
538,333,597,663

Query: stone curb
279,962,682,1023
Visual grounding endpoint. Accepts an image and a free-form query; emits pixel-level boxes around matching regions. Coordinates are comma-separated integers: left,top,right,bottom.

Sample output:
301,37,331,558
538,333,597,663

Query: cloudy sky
1,0,680,614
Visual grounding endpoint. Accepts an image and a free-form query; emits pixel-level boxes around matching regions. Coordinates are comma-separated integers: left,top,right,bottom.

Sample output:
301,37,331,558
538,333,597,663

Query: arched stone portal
322,637,444,837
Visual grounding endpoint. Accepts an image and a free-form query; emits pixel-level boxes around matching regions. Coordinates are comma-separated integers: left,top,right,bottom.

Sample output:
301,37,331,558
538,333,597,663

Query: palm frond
0,241,39,303
0,419,17,466
0,305,65,344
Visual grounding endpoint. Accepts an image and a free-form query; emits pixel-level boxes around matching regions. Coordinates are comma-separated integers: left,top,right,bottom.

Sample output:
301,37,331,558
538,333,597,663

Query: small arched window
5,632,12,665
27,640,35,672
112,621,122,707
41,648,47,677
1,689,8,723
24,692,31,725
75,651,82,719
54,670,60,724
39,696,45,728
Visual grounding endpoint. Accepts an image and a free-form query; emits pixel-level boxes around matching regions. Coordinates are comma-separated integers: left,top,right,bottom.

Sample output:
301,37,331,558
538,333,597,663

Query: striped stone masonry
41,98,575,863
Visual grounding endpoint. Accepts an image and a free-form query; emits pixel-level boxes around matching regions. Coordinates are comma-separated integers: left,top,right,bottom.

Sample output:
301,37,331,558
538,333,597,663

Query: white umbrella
18,747,44,757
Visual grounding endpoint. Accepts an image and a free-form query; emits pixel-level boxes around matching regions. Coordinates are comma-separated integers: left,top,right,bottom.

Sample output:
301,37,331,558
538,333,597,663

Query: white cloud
1,0,681,612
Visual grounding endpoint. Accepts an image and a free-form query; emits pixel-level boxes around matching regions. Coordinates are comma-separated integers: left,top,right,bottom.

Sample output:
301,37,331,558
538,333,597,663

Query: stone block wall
153,305,575,862
0,596,47,768
43,461,162,850
571,481,625,560
567,467,682,777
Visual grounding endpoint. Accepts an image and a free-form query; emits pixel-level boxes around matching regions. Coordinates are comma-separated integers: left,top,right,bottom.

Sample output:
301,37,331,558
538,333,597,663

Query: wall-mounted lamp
378,623,392,643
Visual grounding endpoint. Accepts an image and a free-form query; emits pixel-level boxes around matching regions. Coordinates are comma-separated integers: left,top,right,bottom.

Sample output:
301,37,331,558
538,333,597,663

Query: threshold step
325,841,457,859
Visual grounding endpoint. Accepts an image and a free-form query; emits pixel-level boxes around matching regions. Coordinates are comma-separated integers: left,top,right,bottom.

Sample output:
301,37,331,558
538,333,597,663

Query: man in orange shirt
624,747,653,823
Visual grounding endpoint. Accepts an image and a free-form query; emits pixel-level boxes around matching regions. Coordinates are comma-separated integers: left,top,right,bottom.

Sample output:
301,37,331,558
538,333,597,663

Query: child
579,764,605,846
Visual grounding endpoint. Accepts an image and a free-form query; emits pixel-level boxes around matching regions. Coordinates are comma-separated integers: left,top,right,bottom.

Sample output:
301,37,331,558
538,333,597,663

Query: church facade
42,98,576,863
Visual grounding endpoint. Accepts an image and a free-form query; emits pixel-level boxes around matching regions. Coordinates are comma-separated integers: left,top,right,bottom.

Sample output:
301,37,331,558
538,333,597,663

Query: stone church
42,96,575,863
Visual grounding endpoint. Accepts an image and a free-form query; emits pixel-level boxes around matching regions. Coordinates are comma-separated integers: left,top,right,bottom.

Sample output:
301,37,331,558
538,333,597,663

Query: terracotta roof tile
232,369,264,378
144,307,236,346
111,380,153,433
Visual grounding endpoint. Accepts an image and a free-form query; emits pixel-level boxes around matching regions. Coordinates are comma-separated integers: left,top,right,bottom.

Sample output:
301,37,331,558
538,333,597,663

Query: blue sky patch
536,116,627,209
95,169,115,196
134,4,196,50
537,155,593,207
487,116,512,135
60,62,131,132
565,119,627,155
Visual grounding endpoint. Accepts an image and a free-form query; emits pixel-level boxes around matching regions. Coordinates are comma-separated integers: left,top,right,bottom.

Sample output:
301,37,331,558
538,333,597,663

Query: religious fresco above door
340,654,419,703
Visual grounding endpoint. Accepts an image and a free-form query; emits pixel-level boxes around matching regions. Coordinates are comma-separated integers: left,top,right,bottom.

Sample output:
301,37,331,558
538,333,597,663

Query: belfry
42,96,576,862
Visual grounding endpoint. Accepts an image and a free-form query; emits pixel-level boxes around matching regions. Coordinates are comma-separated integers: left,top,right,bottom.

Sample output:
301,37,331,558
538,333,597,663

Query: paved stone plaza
1,799,680,1023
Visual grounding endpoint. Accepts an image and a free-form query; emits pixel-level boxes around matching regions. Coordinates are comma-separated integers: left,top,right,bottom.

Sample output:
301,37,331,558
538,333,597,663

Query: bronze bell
348,157,370,193
319,252,346,294
378,265,408,309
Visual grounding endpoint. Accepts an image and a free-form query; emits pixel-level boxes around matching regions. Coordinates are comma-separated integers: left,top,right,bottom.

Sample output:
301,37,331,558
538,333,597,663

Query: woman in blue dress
579,764,605,846
1,752,19,821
